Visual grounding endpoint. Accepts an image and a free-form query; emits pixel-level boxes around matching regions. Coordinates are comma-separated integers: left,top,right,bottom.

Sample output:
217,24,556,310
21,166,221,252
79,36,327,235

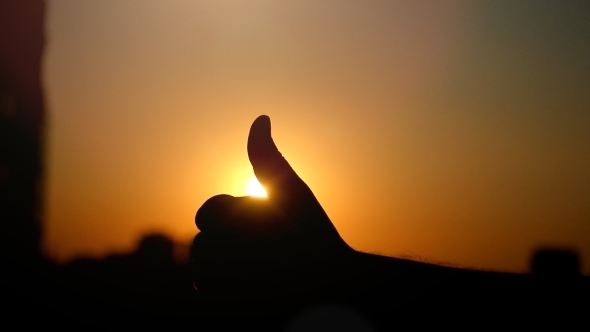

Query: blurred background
2,0,588,293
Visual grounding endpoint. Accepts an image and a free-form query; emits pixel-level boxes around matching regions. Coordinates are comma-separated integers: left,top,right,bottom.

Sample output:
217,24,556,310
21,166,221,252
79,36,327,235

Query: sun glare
246,177,267,197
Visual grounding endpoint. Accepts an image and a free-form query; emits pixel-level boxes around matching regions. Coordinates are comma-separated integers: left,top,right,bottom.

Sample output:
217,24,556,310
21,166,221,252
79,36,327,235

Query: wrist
292,248,364,301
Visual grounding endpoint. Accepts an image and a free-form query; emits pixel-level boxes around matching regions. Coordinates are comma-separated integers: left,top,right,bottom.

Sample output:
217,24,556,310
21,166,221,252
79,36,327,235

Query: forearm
302,249,465,311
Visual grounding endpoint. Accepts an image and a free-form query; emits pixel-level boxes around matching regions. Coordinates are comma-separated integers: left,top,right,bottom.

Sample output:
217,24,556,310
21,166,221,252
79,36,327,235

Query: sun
246,177,267,197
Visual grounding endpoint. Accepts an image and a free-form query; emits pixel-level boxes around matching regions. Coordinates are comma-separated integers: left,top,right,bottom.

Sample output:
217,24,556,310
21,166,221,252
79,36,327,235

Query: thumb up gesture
191,116,354,309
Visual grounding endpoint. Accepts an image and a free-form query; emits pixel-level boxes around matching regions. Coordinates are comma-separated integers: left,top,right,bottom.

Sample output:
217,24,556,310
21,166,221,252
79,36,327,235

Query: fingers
195,194,293,236
191,231,313,304
195,194,234,232
191,231,258,298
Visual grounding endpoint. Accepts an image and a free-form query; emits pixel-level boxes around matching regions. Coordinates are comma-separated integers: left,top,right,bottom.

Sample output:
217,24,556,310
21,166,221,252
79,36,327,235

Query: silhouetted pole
0,0,46,271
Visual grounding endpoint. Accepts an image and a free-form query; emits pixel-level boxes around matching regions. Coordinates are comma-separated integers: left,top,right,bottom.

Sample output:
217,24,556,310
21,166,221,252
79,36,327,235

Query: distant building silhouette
0,0,46,266
531,247,580,277
56,233,198,320
134,233,175,268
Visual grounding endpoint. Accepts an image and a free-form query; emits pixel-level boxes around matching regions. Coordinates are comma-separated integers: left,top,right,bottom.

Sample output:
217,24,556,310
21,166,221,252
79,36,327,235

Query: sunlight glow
246,177,267,197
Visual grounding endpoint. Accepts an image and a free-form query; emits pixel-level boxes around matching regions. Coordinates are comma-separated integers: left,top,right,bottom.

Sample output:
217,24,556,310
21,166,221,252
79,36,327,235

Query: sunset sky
42,0,590,274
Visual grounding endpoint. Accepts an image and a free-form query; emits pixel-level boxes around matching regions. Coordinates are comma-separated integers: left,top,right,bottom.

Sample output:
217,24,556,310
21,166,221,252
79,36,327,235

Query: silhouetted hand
190,116,590,327
191,115,356,308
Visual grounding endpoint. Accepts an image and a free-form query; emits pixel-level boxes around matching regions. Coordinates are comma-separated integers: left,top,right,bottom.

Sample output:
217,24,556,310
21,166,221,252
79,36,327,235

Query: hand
191,115,355,307
190,116,590,326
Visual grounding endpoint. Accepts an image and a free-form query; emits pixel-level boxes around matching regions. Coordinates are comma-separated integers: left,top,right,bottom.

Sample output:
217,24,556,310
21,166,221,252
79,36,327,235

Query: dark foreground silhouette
4,115,588,329
190,115,589,330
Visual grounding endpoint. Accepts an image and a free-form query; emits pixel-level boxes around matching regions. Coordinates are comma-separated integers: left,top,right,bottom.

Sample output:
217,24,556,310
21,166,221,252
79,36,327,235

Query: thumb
247,115,311,208
247,115,348,250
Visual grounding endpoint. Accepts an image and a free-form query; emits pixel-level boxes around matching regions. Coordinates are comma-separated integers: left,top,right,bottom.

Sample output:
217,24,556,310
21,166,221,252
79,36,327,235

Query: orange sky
42,0,590,275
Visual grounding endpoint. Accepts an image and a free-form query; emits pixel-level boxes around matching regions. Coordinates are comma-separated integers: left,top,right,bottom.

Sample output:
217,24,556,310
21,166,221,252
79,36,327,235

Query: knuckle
195,194,234,231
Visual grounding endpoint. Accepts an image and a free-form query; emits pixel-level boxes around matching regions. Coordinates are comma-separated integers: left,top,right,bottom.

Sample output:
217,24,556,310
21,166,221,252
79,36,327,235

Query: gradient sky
43,0,590,274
